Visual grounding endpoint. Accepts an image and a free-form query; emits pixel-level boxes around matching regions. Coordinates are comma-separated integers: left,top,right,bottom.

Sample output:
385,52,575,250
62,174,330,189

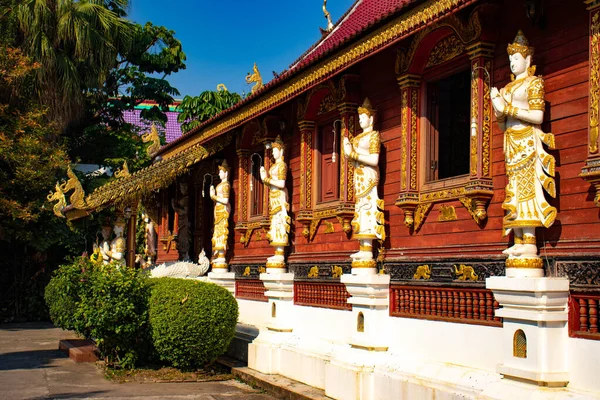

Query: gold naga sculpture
114,161,130,179
322,0,334,33
245,63,263,94
60,166,88,209
47,182,67,218
142,123,161,157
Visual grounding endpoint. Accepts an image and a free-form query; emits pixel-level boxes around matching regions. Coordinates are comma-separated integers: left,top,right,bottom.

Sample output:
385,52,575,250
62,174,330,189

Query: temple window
425,68,471,182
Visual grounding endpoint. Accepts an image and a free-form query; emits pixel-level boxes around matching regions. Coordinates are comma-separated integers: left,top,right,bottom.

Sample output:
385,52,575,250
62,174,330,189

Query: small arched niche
357,312,365,333
513,329,527,358
271,302,277,318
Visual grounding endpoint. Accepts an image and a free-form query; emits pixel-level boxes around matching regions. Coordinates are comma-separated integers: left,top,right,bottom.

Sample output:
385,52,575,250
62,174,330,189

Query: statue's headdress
218,160,230,173
271,135,285,150
358,98,376,117
507,29,534,58
114,217,127,228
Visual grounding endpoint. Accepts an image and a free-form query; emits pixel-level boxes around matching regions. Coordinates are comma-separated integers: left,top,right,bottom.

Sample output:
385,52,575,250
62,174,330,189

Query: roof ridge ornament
245,63,263,94
322,0,334,33
142,123,161,157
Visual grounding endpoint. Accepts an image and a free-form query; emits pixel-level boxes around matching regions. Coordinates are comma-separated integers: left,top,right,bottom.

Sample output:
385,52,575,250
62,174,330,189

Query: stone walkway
0,322,277,400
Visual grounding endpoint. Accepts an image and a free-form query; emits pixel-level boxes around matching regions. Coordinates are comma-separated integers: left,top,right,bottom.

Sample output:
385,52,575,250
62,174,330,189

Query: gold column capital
585,0,600,11
298,120,315,131
397,74,421,89
467,42,495,59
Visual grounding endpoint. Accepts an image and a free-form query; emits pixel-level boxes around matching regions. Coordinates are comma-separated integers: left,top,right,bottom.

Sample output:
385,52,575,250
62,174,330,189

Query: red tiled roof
158,0,420,156
291,0,416,70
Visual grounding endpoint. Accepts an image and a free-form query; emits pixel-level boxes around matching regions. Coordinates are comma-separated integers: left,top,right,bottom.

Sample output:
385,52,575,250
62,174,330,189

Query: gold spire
507,29,535,58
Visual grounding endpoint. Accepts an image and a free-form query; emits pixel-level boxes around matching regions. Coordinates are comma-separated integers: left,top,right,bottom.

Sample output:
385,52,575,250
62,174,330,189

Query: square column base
207,271,235,295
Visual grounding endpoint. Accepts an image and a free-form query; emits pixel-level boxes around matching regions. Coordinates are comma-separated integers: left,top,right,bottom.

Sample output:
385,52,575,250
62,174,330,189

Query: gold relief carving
590,10,600,153
142,123,161,157
351,259,377,269
306,132,313,207
256,229,263,241
425,34,465,68
300,131,306,208
308,266,320,278
413,264,432,280
162,0,472,160
482,60,492,177
438,204,457,221
61,166,87,210
458,194,490,225
413,202,433,232
470,60,479,176
318,94,338,115
114,161,130,179
339,118,347,197
251,124,265,146
401,90,408,190
453,264,478,281
395,11,482,75
242,266,251,276
505,257,544,269
245,63,263,94
331,265,343,278
324,220,335,233
258,266,266,274
410,89,418,190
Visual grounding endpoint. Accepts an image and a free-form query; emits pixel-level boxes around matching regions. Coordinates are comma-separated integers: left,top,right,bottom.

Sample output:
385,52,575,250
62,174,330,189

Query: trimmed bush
45,258,151,368
149,278,238,370
44,258,85,332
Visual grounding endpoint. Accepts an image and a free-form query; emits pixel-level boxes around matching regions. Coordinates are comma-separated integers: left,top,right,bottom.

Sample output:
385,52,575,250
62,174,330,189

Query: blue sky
129,0,355,98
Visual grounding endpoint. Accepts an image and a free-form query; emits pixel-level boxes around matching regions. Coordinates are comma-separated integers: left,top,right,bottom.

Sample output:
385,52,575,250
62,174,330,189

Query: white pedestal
207,271,235,295
486,276,570,387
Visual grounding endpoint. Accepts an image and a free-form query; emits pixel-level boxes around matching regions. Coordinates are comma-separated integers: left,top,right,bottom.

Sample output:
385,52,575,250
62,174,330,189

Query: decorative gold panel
513,329,527,358
438,205,457,221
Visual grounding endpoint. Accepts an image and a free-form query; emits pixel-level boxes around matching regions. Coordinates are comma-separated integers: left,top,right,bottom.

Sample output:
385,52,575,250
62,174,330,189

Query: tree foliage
177,88,242,133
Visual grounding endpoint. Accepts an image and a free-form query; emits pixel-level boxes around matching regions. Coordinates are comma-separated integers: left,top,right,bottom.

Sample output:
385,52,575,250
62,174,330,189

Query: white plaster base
207,271,235,294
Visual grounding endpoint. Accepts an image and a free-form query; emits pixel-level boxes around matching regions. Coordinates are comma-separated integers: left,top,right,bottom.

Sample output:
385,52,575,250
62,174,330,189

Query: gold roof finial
245,63,263,94
358,98,376,117
322,0,334,32
507,29,534,58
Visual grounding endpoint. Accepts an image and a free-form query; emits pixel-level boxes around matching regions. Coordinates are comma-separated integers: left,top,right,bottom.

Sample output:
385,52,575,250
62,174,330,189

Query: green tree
177,88,242,133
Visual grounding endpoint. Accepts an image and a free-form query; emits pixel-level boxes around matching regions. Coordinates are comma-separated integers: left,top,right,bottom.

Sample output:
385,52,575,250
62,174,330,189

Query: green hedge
44,259,85,332
148,278,238,370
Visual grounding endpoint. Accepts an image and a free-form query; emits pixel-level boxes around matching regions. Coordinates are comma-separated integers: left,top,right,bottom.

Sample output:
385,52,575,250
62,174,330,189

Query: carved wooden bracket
395,192,419,228
235,220,268,247
461,178,494,224
580,159,600,207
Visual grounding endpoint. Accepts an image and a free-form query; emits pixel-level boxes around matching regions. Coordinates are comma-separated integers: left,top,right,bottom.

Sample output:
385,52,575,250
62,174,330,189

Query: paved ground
0,322,277,400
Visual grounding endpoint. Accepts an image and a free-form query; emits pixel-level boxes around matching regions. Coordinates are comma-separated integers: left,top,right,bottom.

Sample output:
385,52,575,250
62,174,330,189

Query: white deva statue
98,223,113,265
342,98,385,270
143,213,157,266
491,30,556,271
260,135,290,269
106,218,126,266
209,160,231,269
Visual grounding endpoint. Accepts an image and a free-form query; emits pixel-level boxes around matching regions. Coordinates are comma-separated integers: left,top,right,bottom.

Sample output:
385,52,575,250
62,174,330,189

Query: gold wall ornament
438,204,457,221
308,266,320,278
410,90,418,190
470,60,480,176
322,0,334,33
401,90,408,190
114,161,130,179
245,63,263,94
413,202,433,232
425,34,465,68
47,181,67,218
420,187,465,202
453,264,478,281
580,159,600,206
142,123,161,157
324,220,335,233
60,166,87,210
243,266,251,276
395,10,482,75
161,0,474,160
505,257,544,269
590,10,600,154
413,264,432,280
258,266,266,274
331,265,343,278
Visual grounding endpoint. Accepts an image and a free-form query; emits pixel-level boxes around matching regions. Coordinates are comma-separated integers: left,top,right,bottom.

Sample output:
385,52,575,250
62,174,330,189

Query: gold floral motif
425,34,465,68
420,187,465,202
318,94,337,115
348,115,355,201
331,265,343,278
308,266,320,278
470,60,479,176
339,118,347,197
438,204,457,221
306,132,313,207
453,264,478,281
410,89,418,190
413,202,433,232
162,0,472,160
590,10,600,153
300,131,306,208
482,60,492,177
351,259,377,269
324,220,335,233
401,90,408,190
413,264,431,280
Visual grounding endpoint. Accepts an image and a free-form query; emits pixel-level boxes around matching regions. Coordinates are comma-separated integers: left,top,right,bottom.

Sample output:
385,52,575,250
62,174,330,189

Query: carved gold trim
482,59,492,177
420,187,465,202
351,259,377,269
589,9,599,154
162,0,474,160
401,90,408,191
505,258,544,269
470,59,479,176
410,89,418,190
413,203,433,232
426,34,465,68
413,264,432,279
